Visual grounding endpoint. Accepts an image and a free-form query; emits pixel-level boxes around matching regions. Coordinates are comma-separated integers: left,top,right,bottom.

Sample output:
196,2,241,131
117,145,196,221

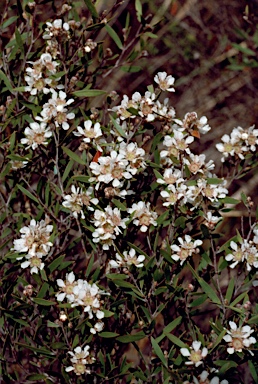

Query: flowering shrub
0,1,258,383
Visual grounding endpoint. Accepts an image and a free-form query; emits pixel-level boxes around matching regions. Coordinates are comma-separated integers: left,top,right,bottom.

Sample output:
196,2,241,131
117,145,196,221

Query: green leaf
83,0,98,20
232,42,256,56
188,263,221,305
72,175,90,182
117,331,146,343
164,333,187,348
32,298,56,306
225,277,235,304
2,16,19,29
48,255,66,273
102,309,114,318
230,291,248,307
221,197,239,204
209,329,227,351
72,88,106,97
105,24,123,50
26,374,48,380
17,184,39,204
15,28,24,58
99,332,119,338
189,294,208,308
62,146,86,165
151,337,168,367
135,0,142,22
0,69,13,91
62,159,74,183
106,273,129,280
121,65,142,73
112,198,127,211
110,115,127,138
47,320,60,328
16,343,54,356
248,360,258,382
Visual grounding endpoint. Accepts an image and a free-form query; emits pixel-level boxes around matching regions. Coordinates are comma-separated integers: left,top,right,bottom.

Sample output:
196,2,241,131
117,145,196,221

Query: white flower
66,345,95,376
21,254,44,274
127,201,158,232
191,370,228,384
43,19,70,40
154,72,175,92
160,183,187,207
180,341,208,367
40,90,74,130
225,240,258,270
74,120,102,144
110,248,145,269
171,235,202,265
21,121,52,150
156,168,183,185
56,271,76,302
12,218,53,257
62,185,98,219
223,321,256,355
203,212,222,230
89,150,133,189
118,141,146,171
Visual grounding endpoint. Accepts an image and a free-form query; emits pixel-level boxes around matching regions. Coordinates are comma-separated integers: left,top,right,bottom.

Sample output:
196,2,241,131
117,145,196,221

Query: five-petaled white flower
223,321,256,355
154,72,175,92
180,341,208,367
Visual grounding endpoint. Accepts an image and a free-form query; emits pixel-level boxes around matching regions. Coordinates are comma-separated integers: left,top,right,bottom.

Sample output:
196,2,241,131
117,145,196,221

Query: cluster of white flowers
171,235,203,265
38,90,75,130
111,72,176,123
109,248,145,269
62,185,99,219
180,341,208,367
12,218,53,274
183,370,228,384
25,52,61,95
65,345,95,376
223,321,256,355
92,206,127,249
56,271,109,334
127,201,158,232
43,19,70,58
226,238,258,271
21,121,52,150
216,125,258,162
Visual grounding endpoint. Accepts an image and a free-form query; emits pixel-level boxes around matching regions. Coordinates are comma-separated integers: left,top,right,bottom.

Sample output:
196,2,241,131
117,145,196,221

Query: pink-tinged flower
171,235,202,265
203,212,222,230
127,201,158,232
21,121,52,150
180,341,208,367
154,72,175,92
223,321,256,355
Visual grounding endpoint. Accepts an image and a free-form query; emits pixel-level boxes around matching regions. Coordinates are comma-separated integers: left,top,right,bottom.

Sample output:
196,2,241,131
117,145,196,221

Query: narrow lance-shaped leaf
151,337,168,368
105,24,123,50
